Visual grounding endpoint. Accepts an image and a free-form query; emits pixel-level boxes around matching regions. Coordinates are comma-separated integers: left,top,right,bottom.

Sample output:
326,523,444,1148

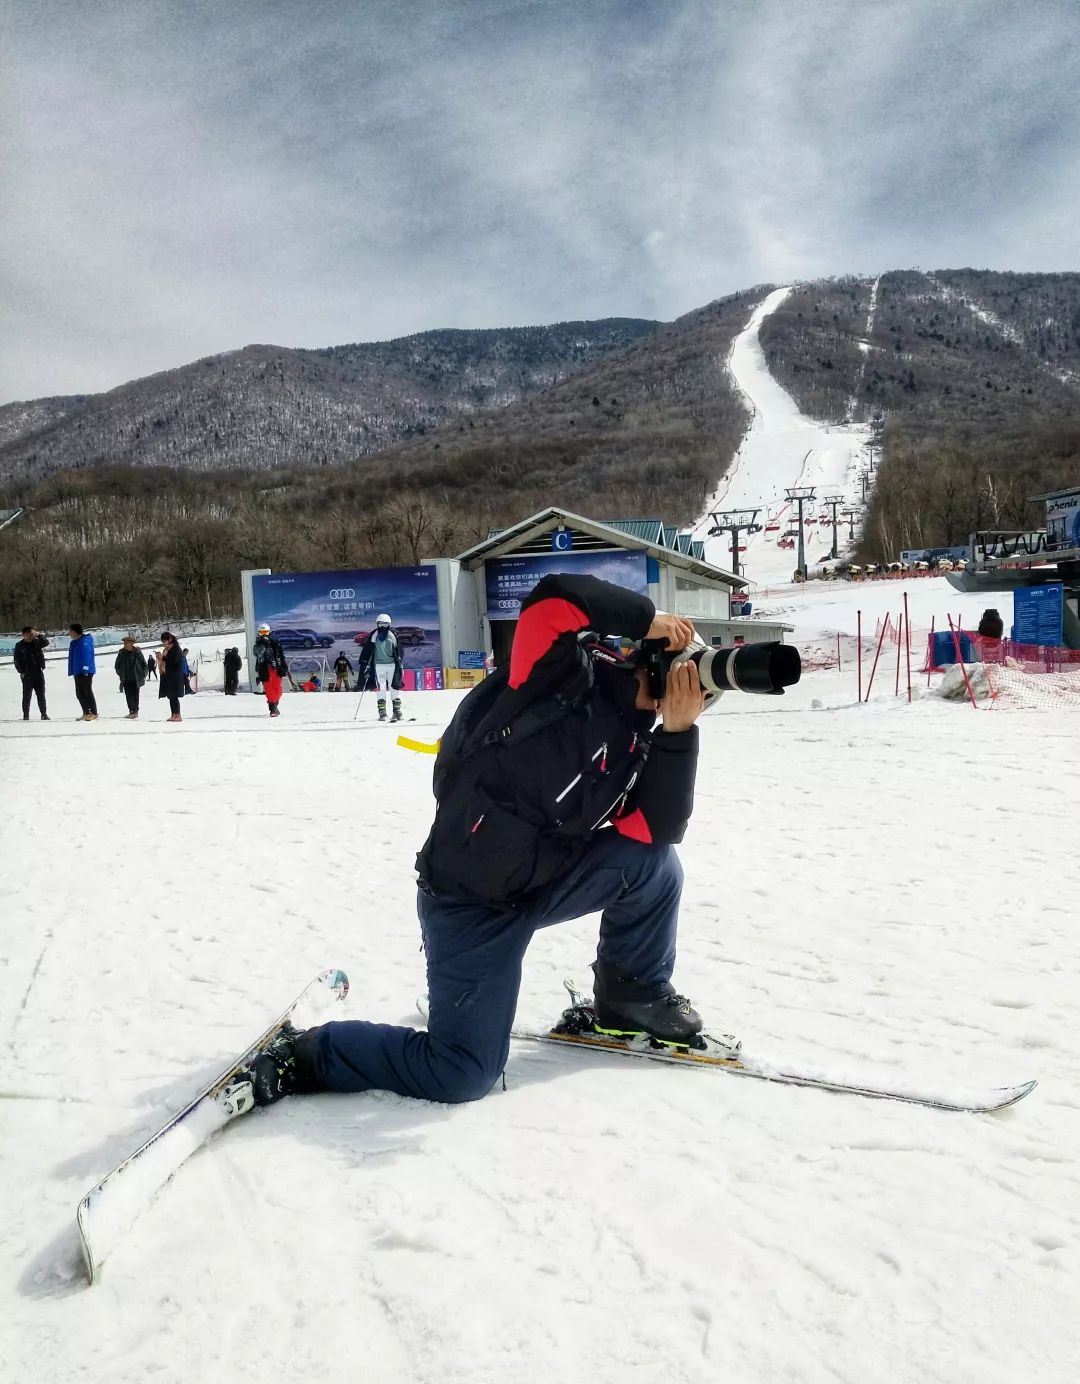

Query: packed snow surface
2,580,1077,1383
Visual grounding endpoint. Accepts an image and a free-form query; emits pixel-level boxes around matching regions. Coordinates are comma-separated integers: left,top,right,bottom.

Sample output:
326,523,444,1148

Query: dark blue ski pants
295,833,683,1104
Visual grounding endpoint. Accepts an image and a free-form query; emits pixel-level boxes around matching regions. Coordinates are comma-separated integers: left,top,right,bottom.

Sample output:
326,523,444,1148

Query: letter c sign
551,529,573,553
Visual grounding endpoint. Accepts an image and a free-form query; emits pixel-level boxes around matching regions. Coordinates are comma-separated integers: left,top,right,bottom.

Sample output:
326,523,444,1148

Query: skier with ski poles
253,624,294,717
355,613,404,721
247,571,713,1106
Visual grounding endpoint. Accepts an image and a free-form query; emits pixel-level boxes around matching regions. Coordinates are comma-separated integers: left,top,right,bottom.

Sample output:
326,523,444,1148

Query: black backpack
415,665,591,906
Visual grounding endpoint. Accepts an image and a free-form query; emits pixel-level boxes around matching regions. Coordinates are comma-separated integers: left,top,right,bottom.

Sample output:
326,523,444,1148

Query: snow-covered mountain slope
1,590,1076,1384
694,286,872,588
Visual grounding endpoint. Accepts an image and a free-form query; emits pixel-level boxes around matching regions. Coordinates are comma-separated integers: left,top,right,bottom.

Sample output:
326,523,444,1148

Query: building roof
455,506,746,589
1030,486,1080,502
600,519,666,545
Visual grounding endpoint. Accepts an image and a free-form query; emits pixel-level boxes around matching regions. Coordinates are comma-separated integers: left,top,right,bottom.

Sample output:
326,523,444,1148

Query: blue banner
1012,584,1064,648
485,550,648,620
252,566,442,675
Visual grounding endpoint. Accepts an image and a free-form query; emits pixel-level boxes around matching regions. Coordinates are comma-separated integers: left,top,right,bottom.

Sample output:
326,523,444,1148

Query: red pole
904,591,912,702
948,615,979,710
926,614,935,688
894,609,904,695
857,610,863,702
865,614,890,700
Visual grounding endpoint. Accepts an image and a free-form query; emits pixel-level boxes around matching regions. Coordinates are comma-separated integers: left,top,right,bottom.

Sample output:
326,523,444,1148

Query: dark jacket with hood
253,635,288,681
14,634,49,676
415,572,699,906
223,648,243,676
158,642,187,700
356,628,403,690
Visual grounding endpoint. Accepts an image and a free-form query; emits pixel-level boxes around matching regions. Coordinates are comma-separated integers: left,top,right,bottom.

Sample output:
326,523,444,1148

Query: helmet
257,623,271,635
376,613,391,627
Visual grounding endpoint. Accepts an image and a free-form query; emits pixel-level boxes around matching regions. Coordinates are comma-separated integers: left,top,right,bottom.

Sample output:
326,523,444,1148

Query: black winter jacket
158,643,187,700
415,573,699,905
223,649,243,675
253,636,288,681
13,635,49,676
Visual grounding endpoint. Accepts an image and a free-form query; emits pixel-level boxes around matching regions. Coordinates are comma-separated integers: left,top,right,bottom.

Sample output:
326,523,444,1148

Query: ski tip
76,1197,98,1285
991,1078,1038,1110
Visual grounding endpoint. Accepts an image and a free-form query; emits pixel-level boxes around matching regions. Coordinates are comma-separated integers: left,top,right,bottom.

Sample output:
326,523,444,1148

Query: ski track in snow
693,286,873,589
1,627,1079,1369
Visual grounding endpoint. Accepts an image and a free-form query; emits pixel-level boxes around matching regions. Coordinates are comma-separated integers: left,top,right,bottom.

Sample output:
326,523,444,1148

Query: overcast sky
3,0,1079,403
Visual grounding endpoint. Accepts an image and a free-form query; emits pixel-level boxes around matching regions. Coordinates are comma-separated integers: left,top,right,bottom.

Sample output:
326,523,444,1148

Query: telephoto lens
682,641,801,697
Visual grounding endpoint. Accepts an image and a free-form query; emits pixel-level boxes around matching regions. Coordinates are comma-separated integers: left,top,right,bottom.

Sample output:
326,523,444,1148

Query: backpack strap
477,694,579,753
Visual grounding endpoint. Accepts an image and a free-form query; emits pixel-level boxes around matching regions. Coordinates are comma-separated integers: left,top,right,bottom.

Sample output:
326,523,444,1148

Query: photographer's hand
645,613,695,650
661,660,706,732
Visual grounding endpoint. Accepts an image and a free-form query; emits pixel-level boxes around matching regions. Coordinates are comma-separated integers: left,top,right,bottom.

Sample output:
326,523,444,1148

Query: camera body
639,637,801,701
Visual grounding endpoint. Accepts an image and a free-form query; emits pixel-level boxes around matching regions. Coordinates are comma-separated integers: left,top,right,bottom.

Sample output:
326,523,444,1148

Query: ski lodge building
448,506,792,666
241,505,793,681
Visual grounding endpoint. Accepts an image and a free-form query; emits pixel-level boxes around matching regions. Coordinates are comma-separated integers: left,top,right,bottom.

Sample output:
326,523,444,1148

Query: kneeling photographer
251,570,800,1110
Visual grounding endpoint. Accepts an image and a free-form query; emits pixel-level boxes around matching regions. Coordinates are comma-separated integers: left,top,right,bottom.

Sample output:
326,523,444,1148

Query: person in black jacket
247,572,708,1109
14,626,50,720
158,631,186,722
253,625,291,716
114,636,148,718
223,647,242,695
332,651,353,691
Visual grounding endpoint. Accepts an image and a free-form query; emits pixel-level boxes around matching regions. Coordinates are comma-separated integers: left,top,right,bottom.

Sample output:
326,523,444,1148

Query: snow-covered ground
2,577,1078,1383
693,285,873,588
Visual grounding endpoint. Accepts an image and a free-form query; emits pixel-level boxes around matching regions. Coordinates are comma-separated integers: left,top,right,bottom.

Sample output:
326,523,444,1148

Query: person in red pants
253,624,290,717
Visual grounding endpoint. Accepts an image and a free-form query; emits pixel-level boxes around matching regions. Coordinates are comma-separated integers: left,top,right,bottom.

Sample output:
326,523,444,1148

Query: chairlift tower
860,470,874,504
708,508,761,579
823,495,845,560
840,508,859,543
784,487,817,580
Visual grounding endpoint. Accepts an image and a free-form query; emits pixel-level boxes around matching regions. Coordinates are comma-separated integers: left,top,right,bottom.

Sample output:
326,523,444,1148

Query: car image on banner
251,567,442,676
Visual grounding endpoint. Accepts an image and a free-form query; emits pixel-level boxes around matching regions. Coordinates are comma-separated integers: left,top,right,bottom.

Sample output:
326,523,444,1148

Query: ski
515,981,1036,1115
76,967,349,1285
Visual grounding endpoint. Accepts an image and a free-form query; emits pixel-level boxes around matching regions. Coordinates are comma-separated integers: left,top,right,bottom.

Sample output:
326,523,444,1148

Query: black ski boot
247,1024,301,1106
591,963,703,1045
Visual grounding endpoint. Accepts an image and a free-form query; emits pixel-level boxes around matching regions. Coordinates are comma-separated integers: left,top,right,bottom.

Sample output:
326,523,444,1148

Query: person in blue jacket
68,623,98,721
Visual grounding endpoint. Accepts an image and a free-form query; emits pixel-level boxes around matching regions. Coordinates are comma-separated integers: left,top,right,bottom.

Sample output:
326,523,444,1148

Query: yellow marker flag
396,735,441,754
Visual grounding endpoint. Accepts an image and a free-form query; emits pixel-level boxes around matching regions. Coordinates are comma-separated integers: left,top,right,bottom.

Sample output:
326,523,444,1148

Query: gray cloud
3,0,1079,402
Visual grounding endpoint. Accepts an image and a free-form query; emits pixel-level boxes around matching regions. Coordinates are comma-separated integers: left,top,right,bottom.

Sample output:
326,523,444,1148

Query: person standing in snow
68,623,98,721
223,647,242,695
158,631,186,722
14,626,50,721
356,613,404,721
253,624,291,717
114,635,148,719
332,651,353,691
181,648,194,695
146,647,158,680
247,572,711,1109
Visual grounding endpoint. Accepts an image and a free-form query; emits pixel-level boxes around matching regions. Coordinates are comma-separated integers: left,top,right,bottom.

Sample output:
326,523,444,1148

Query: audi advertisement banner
485,550,648,620
251,566,442,677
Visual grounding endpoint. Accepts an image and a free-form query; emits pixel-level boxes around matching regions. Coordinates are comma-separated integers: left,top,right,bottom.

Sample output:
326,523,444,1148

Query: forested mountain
0,291,765,628
0,320,659,482
2,270,1079,628
757,270,1080,559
